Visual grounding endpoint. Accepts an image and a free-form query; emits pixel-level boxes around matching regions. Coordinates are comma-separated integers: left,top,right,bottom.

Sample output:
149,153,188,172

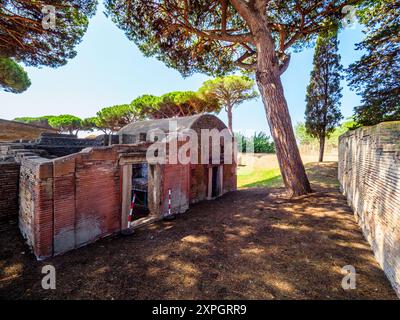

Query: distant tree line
14,91,220,136
235,132,275,154
295,119,357,150
14,75,257,136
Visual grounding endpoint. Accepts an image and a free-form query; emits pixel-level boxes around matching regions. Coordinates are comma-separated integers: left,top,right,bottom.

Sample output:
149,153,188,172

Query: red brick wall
53,157,76,254
189,165,207,204
162,163,190,215
223,164,237,194
19,147,123,259
52,148,121,256
19,159,54,259
0,161,20,229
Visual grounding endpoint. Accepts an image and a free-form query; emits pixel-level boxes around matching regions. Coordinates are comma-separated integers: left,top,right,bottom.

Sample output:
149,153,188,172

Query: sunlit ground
0,162,396,299
237,166,282,188
237,152,339,189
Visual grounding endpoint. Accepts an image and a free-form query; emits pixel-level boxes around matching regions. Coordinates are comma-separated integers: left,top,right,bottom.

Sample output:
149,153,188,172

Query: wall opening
208,165,223,199
131,163,150,221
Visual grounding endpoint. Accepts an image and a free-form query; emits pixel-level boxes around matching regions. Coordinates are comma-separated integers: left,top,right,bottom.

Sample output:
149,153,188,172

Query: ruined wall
0,160,20,229
162,163,190,215
52,148,121,255
338,121,400,297
223,164,237,194
19,158,54,259
189,164,237,204
19,147,123,259
0,119,57,142
189,165,207,204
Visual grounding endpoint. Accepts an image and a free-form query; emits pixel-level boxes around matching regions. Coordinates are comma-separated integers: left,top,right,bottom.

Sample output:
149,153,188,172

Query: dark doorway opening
212,166,220,198
131,163,150,220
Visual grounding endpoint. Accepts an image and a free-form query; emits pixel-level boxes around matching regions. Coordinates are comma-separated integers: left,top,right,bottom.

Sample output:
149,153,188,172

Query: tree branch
278,54,291,76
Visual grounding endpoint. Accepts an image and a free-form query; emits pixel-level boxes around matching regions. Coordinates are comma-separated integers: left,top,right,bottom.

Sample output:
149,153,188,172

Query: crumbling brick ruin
0,114,236,259
339,121,400,297
0,118,58,142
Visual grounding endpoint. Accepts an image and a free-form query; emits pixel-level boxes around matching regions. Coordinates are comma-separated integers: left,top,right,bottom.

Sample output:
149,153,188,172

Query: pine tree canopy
346,0,400,126
0,0,97,68
0,57,31,93
104,0,359,77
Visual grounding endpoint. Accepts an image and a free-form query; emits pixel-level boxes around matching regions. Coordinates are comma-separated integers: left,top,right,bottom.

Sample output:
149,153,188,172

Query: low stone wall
238,152,338,169
0,160,20,229
0,118,57,142
338,121,400,297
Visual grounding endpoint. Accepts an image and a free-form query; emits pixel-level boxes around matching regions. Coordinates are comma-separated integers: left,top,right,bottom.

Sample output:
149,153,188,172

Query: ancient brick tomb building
1,114,236,259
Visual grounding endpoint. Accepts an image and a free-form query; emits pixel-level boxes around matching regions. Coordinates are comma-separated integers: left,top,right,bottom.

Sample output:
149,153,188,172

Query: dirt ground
0,162,397,299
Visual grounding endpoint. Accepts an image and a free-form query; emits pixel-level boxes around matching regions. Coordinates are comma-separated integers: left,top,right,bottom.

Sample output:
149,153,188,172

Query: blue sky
0,4,364,135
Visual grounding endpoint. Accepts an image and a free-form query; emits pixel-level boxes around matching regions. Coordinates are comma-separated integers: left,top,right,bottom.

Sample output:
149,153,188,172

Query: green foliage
131,91,221,119
1,1,97,68
104,0,356,77
237,167,282,189
199,75,258,108
14,116,53,125
81,117,98,132
0,57,31,93
252,132,276,154
199,75,258,131
235,132,275,154
131,95,161,117
295,119,357,148
96,104,139,133
295,123,316,145
305,24,343,140
347,0,400,126
16,115,84,135
47,115,83,135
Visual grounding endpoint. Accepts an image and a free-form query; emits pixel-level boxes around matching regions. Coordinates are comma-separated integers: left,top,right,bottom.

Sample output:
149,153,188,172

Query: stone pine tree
305,24,343,162
0,0,97,92
199,75,258,134
347,0,399,126
105,0,360,196
131,92,221,119
0,57,31,93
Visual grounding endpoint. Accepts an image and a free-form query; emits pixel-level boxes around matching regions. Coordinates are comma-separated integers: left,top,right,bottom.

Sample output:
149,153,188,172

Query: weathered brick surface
338,121,400,297
53,157,76,254
0,118,57,142
51,149,121,256
19,158,54,259
223,164,237,194
189,165,207,204
0,161,20,229
163,163,190,215
13,129,237,258
74,157,121,247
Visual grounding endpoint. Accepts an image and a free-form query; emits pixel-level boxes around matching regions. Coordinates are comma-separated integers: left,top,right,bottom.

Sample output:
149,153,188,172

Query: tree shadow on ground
0,162,397,299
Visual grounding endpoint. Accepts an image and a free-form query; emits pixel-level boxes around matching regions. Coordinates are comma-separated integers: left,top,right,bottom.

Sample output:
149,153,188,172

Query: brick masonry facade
0,118,57,142
0,161,20,229
1,115,237,259
339,121,400,297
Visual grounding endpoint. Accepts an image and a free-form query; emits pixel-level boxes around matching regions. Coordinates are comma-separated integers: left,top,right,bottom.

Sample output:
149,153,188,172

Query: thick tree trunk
255,33,312,196
319,135,325,162
227,105,233,135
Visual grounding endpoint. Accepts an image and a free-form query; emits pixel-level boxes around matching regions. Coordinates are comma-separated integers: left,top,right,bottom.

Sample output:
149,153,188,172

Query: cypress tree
305,23,343,162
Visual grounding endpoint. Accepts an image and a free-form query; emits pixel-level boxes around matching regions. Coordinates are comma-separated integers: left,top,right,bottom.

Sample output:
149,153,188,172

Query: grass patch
237,162,340,189
237,166,283,188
